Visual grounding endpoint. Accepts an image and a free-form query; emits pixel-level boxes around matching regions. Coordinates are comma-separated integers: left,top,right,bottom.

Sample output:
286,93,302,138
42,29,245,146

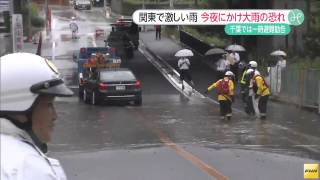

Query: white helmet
249,61,258,68
225,71,234,76
0,53,73,112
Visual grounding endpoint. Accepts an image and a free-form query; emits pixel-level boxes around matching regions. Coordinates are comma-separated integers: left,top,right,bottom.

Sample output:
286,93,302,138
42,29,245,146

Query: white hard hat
0,53,73,112
249,61,258,68
225,71,234,76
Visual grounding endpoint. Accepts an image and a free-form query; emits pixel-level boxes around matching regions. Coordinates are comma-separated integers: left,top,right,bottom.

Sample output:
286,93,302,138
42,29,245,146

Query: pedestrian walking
252,70,270,119
155,25,161,40
205,71,235,120
216,53,230,80
1,53,73,180
178,56,194,90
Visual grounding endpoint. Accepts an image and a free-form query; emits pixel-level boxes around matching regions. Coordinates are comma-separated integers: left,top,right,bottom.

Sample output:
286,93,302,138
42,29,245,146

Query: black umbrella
205,48,227,56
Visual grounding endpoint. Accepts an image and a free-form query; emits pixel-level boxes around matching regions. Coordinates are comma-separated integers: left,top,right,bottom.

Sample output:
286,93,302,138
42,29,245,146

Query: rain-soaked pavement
26,5,320,180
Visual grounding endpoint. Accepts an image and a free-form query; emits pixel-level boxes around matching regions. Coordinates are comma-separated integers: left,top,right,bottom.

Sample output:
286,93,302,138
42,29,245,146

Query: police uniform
1,118,67,180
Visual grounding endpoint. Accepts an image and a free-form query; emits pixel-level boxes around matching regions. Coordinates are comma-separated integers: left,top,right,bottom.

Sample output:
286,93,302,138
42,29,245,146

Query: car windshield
100,70,135,82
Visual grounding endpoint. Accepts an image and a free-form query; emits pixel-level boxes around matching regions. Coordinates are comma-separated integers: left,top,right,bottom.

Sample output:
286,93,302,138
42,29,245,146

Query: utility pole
45,0,48,37
9,0,14,53
169,0,174,9
142,0,145,32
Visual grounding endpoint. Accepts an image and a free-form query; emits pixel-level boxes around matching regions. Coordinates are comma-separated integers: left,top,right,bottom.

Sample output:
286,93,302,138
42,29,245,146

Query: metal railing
179,30,212,55
268,65,320,111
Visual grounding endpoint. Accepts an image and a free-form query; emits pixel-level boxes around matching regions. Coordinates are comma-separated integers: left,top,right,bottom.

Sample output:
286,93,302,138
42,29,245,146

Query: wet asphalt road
33,5,320,180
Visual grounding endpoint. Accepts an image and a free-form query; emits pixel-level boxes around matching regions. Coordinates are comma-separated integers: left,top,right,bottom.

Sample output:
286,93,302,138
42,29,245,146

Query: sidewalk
139,30,320,137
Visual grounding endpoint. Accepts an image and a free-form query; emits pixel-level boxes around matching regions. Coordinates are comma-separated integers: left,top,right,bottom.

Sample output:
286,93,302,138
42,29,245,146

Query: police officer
1,53,73,180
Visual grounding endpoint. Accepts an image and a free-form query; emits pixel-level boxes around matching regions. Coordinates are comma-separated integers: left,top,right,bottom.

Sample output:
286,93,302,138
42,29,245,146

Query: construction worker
205,71,235,120
252,70,270,119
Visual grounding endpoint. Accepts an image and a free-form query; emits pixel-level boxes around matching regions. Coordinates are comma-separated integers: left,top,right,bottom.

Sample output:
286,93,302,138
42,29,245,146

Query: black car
82,68,142,105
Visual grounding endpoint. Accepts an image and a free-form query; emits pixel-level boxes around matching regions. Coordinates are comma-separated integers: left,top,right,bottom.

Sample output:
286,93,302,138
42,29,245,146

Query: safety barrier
269,65,320,112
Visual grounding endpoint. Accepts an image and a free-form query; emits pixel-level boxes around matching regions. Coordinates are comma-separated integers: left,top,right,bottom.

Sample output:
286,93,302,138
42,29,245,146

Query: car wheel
78,87,83,99
134,96,142,106
83,89,89,103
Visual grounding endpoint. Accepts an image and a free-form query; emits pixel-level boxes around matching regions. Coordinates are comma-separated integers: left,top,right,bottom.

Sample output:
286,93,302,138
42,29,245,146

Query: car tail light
135,80,141,89
99,83,108,91
80,48,86,53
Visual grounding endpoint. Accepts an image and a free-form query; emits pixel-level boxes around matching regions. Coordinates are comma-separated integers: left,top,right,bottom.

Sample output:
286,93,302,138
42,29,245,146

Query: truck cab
105,18,140,59
74,0,91,10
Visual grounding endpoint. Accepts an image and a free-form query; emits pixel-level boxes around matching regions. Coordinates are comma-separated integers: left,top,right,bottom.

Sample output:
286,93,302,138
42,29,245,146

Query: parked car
74,0,91,10
82,68,142,105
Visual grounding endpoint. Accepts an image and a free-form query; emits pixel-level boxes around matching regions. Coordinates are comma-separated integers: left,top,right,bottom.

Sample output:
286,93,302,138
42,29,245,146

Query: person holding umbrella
228,50,240,81
175,49,194,90
225,44,246,82
215,53,230,80
204,48,229,81
269,50,287,93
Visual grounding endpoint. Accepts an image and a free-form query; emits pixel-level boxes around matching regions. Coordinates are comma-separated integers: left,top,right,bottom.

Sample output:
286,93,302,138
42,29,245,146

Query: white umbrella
205,48,227,56
270,50,287,56
225,44,246,52
175,49,194,57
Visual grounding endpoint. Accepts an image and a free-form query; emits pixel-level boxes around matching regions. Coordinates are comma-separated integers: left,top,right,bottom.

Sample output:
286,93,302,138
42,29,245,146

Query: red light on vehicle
99,82,108,91
135,80,141,89
80,48,86,53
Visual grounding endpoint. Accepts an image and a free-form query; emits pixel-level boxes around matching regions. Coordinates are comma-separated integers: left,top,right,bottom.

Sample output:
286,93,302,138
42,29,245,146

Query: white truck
74,0,91,10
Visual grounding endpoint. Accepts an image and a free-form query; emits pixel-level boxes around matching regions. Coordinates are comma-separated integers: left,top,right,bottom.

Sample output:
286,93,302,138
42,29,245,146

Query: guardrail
269,66,320,112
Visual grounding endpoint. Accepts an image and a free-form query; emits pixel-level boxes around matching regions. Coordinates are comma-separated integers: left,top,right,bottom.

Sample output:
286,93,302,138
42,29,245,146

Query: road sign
12,14,23,52
0,0,9,12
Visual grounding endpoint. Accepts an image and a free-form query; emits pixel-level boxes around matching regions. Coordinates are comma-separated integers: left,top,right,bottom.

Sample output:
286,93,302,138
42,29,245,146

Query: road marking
132,109,229,180
155,128,229,180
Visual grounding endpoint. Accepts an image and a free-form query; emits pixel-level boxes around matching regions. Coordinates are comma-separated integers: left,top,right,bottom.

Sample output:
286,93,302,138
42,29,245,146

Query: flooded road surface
38,5,320,180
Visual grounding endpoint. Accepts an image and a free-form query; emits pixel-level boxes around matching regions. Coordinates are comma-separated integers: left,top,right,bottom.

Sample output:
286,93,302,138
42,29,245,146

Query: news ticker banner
132,9,304,35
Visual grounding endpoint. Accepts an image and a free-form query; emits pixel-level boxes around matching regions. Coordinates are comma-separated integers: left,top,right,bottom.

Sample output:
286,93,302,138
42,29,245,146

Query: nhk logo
304,164,319,179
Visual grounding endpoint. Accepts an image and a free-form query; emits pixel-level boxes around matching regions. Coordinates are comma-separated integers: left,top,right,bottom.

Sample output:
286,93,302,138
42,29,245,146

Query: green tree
304,1,320,58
